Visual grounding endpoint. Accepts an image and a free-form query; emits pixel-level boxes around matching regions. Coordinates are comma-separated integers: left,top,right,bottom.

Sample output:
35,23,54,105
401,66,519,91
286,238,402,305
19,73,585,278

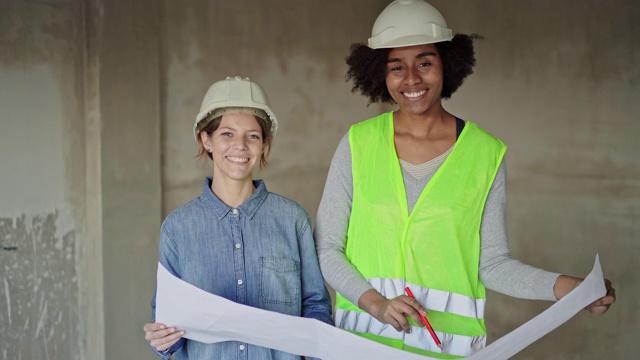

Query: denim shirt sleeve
298,213,334,326
148,223,186,358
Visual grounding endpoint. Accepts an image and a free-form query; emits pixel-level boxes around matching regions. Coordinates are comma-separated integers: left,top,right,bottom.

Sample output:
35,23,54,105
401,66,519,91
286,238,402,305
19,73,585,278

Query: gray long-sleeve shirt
315,132,560,306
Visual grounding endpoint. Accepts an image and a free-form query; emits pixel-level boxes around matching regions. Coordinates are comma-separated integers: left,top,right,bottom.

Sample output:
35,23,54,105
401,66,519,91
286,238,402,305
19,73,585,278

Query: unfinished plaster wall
97,1,162,359
431,0,639,358
0,1,85,359
1,1,162,359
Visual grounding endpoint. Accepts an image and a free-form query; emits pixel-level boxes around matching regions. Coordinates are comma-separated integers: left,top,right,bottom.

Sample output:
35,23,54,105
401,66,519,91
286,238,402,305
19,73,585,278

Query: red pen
405,286,442,349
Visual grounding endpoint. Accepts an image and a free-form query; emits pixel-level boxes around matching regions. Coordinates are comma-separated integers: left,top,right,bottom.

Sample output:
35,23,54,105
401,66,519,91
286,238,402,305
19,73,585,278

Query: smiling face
200,112,265,184
385,43,444,117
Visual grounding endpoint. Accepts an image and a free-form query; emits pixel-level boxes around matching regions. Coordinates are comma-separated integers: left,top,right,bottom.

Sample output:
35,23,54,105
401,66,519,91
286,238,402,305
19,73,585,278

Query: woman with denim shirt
144,76,333,359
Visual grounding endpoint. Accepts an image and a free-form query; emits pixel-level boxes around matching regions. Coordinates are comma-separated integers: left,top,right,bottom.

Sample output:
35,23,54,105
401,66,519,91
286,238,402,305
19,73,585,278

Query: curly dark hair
345,34,483,104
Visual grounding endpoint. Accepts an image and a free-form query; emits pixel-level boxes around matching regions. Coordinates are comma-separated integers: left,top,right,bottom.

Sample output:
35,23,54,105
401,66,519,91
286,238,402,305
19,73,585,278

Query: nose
404,67,421,86
233,136,248,150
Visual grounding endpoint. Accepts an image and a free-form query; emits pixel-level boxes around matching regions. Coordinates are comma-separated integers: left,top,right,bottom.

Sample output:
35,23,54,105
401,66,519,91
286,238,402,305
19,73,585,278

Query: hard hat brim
195,106,271,133
368,34,453,49
193,105,277,141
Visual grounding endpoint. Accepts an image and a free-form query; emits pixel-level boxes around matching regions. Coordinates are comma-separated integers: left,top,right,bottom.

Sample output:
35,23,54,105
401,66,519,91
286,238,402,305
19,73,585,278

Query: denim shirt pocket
259,257,301,306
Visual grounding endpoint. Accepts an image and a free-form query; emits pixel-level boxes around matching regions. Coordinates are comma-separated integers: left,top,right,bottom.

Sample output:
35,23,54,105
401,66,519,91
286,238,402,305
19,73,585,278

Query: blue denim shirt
150,177,333,359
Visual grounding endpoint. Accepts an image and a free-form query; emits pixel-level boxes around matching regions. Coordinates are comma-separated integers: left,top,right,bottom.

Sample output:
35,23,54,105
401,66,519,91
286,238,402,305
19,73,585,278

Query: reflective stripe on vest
335,308,486,357
369,278,485,319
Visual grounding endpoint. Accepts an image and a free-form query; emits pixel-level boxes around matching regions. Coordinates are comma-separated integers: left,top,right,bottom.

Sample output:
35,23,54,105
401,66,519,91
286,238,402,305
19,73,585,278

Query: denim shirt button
232,208,238,214
237,279,243,285
239,344,245,351
235,243,241,249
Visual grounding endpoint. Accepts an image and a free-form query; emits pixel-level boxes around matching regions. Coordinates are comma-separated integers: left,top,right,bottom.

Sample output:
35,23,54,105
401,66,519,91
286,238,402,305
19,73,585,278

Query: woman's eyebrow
387,51,437,63
416,51,437,59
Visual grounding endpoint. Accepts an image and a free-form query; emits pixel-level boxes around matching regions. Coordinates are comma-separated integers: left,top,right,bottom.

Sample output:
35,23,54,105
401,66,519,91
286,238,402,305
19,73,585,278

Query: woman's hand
554,276,616,314
358,289,428,332
585,278,616,314
143,322,184,352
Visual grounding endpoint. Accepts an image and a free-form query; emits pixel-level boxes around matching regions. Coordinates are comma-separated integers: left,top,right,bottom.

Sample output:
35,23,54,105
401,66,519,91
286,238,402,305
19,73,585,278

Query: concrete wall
0,1,86,359
429,1,638,358
98,1,162,359
0,0,637,359
1,0,162,359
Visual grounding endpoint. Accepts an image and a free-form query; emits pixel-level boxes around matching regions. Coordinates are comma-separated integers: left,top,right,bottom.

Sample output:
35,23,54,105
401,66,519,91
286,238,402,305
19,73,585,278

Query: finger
397,313,412,333
389,311,411,333
585,304,611,315
144,323,167,341
588,293,616,308
588,296,615,308
607,286,616,298
603,280,615,297
381,309,403,332
144,325,167,341
399,297,429,327
396,300,419,331
381,309,406,332
393,301,418,333
388,318,403,332
404,296,427,316
585,294,615,314
146,326,179,342
398,305,425,328
154,334,183,352
379,298,411,332
157,336,182,351
143,322,165,333
151,329,185,351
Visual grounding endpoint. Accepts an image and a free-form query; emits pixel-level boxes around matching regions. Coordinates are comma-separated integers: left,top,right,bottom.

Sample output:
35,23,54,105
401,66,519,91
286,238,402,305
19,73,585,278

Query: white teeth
404,90,426,98
227,156,249,163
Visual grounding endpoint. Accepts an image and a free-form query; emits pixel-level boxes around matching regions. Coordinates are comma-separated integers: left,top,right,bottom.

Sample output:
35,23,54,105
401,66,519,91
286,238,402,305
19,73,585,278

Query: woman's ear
200,130,212,152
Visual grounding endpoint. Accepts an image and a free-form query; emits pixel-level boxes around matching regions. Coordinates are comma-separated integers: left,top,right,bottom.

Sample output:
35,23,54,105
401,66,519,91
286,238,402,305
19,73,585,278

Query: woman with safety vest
314,0,616,358
144,76,333,359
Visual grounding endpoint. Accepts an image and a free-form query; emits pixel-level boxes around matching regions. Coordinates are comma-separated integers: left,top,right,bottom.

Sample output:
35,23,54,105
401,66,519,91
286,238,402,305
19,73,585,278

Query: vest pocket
259,257,301,305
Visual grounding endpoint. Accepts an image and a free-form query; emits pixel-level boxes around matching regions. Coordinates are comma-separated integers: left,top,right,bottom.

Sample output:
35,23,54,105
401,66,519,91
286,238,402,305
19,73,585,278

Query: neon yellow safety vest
335,112,506,359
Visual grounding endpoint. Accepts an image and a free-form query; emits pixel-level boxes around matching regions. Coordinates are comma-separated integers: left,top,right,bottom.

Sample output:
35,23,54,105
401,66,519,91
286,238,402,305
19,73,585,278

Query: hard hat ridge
368,0,453,49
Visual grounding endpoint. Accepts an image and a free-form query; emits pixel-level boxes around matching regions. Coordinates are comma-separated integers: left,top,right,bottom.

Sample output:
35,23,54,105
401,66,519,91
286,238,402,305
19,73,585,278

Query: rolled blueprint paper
156,255,606,360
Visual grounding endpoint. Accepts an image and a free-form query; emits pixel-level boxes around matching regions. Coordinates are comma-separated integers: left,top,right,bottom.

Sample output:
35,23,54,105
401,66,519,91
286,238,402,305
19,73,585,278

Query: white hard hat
194,76,278,141
368,0,453,49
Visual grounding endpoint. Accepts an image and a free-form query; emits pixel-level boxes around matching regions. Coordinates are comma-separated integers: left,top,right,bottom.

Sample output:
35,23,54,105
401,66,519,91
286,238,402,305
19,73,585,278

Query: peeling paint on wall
0,210,80,360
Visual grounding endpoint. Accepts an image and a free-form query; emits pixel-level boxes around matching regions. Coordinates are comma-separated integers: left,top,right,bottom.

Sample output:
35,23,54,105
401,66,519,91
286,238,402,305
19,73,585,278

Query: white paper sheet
467,254,605,359
156,255,606,359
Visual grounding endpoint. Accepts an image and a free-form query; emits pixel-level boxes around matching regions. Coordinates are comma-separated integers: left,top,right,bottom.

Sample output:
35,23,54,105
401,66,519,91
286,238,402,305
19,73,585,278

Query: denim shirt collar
200,177,268,220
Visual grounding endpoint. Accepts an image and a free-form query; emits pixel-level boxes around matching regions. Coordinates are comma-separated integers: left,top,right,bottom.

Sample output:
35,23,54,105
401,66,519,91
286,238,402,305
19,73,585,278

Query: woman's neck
394,106,452,135
210,176,255,208
393,107,457,164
